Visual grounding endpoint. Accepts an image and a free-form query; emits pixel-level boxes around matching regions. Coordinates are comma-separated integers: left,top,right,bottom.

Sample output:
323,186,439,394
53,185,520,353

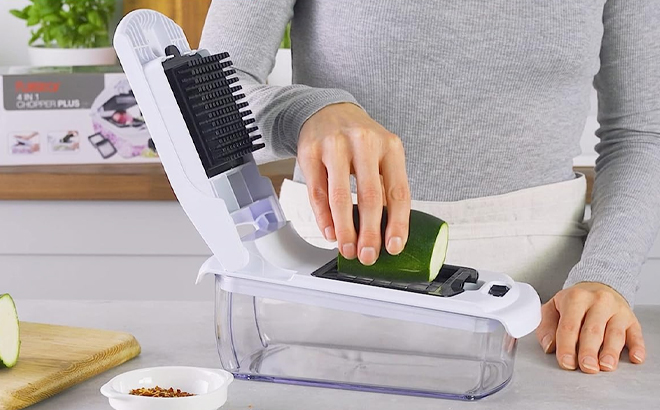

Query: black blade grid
163,47,264,177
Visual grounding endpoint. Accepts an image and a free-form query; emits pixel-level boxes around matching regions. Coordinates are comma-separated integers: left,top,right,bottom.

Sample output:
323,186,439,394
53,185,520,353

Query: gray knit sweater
200,0,660,305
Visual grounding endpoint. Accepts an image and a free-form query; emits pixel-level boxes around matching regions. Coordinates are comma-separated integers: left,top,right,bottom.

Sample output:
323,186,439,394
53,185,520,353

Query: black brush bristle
162,46,264,177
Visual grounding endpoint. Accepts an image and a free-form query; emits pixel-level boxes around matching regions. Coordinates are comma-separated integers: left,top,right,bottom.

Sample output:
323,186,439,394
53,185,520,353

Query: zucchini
337,205,449,282
0,294,20,368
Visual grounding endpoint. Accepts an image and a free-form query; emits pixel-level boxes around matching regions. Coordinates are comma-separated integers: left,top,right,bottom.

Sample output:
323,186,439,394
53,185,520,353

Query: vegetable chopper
113,10,542,401
10,132,40,155
88,78,155,159
48,131,80,152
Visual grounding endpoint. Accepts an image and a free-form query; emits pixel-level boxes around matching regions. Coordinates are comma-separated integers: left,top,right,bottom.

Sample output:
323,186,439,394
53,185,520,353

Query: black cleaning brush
162,45,264,178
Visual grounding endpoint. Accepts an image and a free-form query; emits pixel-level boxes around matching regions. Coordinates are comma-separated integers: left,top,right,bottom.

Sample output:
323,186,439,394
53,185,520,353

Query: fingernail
324,226,336,241
633,351,645,363
341,243,356,259
561,354,576,370
541,335,552,353
582,356,599,372
359,247,377,265
599,355,615,371
386,237,403,255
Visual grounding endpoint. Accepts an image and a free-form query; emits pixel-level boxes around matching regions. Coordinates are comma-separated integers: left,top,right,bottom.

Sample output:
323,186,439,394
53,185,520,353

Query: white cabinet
1,200,213,301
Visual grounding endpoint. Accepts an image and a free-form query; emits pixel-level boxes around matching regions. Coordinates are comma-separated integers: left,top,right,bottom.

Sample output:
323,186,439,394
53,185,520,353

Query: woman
200,0,658,374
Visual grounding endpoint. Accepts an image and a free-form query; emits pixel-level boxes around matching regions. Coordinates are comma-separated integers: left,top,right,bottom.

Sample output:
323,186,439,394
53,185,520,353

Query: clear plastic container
214,276,518,401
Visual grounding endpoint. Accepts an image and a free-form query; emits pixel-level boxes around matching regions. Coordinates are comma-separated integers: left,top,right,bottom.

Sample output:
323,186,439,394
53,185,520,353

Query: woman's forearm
564,0,660,305
199,0,360,164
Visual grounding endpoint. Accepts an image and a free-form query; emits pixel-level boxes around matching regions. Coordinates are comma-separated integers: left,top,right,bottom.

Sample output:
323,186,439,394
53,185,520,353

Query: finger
626,321,646,364
353,138,384,265
555,296,591,371
577,304,614,374
535,300,560,354
380,135,410,256
298,154,335,242
598,314,628,371
323,135,357,259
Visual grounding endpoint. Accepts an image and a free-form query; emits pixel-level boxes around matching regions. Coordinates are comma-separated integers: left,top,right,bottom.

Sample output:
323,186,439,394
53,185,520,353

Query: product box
0,65,159,165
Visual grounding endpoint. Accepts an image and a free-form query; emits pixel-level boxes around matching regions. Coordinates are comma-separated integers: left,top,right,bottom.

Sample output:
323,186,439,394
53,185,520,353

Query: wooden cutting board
0,322,141,410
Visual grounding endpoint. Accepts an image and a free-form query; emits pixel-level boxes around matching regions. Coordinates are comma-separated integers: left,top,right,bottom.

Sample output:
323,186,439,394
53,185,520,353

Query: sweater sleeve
563,0,660,305
198,0,361,164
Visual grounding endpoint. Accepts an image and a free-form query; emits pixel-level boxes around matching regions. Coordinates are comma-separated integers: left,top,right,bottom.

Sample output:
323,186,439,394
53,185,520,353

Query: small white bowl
100,366,234,410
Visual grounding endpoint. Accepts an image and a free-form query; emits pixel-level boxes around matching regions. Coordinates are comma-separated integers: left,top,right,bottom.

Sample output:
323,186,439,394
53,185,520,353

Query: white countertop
13,300,660,410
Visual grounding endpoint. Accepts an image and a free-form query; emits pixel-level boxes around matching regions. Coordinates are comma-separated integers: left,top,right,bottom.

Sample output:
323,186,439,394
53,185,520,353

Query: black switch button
489,284,510,297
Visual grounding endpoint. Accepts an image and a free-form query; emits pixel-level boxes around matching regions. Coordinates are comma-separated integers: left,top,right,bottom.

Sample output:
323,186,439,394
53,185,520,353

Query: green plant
279,23,291,49
10,0,116,49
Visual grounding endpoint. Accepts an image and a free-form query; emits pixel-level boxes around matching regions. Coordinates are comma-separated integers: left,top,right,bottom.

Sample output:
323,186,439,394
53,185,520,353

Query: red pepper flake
129,386,195,397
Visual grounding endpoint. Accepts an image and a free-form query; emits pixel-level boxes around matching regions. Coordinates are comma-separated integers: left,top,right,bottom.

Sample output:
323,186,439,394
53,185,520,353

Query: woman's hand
298,102,411,265
536,282,646,373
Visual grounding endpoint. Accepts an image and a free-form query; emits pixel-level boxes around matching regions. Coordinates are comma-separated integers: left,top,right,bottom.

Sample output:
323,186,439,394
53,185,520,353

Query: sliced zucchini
0,294,20,368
